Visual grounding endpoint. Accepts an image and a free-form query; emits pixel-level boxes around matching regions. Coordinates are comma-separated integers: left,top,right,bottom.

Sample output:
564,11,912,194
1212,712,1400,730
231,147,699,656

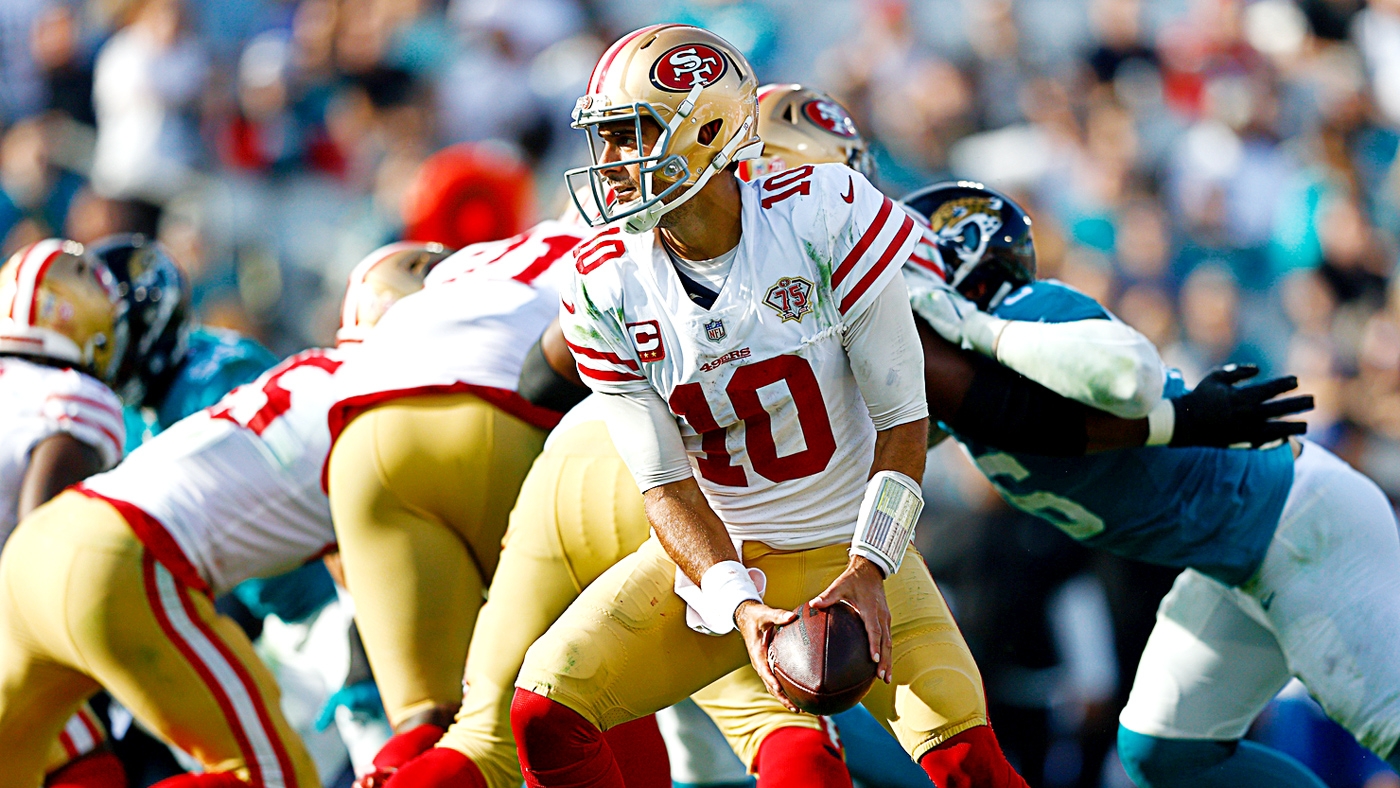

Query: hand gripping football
767,601,877,715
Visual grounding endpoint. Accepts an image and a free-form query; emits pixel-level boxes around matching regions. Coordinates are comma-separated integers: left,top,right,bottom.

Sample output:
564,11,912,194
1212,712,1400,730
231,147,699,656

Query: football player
0,243,447,788
88,234,279,450
508,23,1035,788
0,240,129,788
326,213,681,787
903,182,1397,788
519,72,1308,786
376,85,884,788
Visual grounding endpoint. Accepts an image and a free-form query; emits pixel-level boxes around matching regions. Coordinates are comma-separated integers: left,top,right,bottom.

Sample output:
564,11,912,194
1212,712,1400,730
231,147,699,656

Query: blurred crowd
3,0,1399,786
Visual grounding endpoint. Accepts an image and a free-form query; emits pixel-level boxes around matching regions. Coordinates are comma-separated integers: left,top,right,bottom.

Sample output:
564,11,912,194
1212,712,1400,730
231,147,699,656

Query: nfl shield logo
705,319,726,342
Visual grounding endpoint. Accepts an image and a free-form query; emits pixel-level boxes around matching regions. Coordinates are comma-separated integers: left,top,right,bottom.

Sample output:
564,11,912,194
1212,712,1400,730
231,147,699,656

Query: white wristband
962,309,1008,358
689,560,763,636
1146,399,1175,446
851,471,925,577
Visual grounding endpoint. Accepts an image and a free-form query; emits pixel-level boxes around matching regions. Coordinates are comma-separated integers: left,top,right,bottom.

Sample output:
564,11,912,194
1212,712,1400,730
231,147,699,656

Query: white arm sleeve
994,318,1166,419
843,273,930,430
594,388,695,492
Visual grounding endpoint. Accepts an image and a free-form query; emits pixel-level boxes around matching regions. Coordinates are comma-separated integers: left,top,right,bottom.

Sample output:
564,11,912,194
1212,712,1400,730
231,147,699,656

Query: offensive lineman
325,210,679,786
0,240,129,786
510,24,1032,787
0,243,446,788
903,182,1400,788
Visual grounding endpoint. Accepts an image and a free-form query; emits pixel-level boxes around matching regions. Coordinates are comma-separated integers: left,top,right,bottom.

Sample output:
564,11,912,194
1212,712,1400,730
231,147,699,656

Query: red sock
918,725,1030,788
382,748,487,788
45,751,128,788
149,774,249,788
753,725,852,788
373,724,448,771
511,688,625,788
601,714,670,788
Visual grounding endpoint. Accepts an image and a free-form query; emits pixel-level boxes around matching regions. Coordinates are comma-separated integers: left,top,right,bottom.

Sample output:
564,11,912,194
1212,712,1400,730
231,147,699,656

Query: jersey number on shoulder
761,165,814,210
669,354,836,486
975,452,1105,539
209,353,343,436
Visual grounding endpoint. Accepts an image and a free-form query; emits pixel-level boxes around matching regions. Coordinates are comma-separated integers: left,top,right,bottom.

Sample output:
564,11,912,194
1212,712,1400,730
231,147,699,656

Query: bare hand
810,555,893,682
735,600,800,712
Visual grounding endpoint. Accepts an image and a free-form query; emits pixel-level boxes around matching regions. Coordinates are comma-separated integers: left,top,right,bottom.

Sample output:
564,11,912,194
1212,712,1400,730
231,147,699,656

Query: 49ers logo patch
763,276,814,322
802,99,859,139
651,44,728,92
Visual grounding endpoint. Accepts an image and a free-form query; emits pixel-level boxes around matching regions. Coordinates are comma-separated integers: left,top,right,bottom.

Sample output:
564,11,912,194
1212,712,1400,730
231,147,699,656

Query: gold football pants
327,393,546,726
517,536,989,763
0,492,319,788
438,420,828,786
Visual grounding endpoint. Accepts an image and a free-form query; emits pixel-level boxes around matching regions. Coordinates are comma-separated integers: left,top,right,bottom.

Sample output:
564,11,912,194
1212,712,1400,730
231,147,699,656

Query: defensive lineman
511,25,1031,788
905,182,1392,788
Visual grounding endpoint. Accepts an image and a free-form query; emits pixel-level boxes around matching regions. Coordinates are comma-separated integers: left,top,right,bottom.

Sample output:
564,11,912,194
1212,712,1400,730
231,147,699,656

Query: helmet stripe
588,24,675,93
14,239,66,326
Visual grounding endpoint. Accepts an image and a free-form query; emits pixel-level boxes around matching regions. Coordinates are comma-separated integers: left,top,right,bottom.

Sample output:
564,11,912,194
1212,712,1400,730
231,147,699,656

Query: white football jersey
82,348,347,596
0,357,124,544
561,164,920,549
329,220,588,440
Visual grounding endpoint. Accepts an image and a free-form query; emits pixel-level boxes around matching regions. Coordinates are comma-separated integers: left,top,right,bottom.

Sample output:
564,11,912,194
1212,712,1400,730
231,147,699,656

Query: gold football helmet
740,84,873,181
566,24,763,234
337,242,451,344
0,238,122,378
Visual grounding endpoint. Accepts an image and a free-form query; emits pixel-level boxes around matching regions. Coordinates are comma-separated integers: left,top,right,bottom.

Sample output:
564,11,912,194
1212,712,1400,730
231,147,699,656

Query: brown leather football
767,601,877,715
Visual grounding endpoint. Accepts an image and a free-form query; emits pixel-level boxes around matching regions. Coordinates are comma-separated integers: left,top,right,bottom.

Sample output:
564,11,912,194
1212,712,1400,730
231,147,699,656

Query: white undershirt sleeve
994,318,1166,419
843,272,930,431
594,388,695,492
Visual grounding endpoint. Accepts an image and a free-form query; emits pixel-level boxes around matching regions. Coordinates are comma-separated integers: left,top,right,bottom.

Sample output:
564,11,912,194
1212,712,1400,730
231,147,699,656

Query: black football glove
1169,364,1313,448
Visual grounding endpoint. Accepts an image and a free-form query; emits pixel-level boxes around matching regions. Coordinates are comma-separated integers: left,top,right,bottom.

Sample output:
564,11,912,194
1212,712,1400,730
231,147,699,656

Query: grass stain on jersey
803,240,838,330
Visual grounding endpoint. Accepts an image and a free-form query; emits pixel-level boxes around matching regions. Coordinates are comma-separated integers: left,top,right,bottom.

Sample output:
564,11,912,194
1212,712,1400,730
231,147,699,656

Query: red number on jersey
209,352,343,436
760,165,815,210
668,354,837,486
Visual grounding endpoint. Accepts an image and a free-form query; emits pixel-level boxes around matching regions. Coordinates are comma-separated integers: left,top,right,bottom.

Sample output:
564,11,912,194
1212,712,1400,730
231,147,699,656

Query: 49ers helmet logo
651,44,728,91
802,99,859,139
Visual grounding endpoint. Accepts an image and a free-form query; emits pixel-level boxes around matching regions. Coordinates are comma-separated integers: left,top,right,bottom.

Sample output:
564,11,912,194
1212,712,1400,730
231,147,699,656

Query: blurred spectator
90,0,208,229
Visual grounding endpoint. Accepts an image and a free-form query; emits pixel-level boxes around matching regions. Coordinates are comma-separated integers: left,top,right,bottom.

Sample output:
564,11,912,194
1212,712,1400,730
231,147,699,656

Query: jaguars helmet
336,242,450,344
739,84,873,181
89,234,192,406
0,239,123,379
901,181,1036,310
566,24,763,234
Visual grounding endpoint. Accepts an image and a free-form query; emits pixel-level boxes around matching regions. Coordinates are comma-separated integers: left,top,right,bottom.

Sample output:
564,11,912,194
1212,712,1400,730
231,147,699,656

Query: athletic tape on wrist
851,471,924,577
1146,399,1175,446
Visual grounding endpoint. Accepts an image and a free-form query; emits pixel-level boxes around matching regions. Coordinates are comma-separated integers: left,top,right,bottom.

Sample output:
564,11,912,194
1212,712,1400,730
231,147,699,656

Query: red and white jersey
81,348,347,596
328,220,588,441
561,164,919,549
0,356,124,543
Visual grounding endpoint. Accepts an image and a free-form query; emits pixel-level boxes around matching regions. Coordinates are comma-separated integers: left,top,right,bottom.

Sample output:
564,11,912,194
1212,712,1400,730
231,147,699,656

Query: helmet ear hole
698,119,723,146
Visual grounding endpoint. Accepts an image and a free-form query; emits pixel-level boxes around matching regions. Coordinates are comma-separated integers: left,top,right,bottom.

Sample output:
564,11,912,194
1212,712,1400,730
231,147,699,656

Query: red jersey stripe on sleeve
565,339,640,371
840,213,916,315
578,365,646,382
831,197,896,290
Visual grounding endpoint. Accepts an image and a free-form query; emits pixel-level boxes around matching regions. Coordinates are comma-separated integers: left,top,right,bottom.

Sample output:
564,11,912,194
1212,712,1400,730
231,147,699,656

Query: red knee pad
149,773,249,788
510,688,624,788
601,714,670,788
45,750,128,788
753,724,851,788
919,725,1030,788
381,748,486,788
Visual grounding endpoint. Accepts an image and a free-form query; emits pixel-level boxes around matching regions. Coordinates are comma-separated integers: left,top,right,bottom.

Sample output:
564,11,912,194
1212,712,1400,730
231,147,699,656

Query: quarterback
0,243,444,788
510,24,1032,788
904,182,1395,788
